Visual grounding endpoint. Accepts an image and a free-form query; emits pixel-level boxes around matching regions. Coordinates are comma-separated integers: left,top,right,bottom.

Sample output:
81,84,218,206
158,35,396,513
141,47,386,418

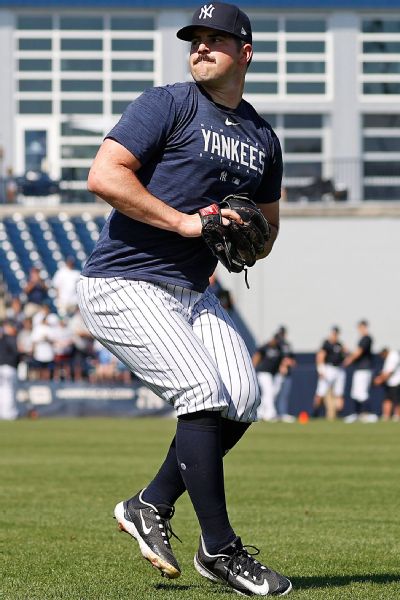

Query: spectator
52,317,74,382
16,317,34,381
0,319,19,420
252,334,282,421
5,296,25,329
4,167,17,204
274,325,296,422
52,256,80,317
69,306,94,381
23,266,49,318
312,326,347,420
373,348,400,422
32,302,51,327
30,312,57,380
90,340,119,383
343,319,377,423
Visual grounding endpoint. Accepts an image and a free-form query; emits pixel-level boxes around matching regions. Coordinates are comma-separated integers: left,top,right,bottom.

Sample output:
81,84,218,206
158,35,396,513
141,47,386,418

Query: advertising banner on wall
16,381,175,418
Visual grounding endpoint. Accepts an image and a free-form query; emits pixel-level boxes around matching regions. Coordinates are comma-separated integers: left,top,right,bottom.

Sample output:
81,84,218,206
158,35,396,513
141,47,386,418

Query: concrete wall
216,212,400,353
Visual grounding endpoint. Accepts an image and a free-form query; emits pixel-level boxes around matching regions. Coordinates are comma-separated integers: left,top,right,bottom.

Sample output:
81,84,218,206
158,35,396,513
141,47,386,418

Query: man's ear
240,43,253,69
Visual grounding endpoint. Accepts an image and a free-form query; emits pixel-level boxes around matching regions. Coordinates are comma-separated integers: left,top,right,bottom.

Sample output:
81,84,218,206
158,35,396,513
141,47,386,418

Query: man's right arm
87,139,243,239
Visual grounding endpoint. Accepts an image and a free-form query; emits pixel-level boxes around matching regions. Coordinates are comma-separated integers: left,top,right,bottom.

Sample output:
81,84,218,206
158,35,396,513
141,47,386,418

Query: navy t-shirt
322,340,345,366
354,335,373,369
83,82,283,291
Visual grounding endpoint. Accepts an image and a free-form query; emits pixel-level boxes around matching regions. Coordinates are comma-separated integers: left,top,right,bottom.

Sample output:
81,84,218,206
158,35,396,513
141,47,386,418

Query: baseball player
373,348,400,421
77,2,291,596
343,320,376,423
312,326,347,420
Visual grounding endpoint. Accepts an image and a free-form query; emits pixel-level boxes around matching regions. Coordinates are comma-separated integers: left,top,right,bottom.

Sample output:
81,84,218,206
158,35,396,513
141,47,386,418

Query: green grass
0,418,399,600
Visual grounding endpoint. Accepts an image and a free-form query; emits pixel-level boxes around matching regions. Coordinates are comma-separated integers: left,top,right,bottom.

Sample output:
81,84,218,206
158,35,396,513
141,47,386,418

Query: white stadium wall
216,212,400,353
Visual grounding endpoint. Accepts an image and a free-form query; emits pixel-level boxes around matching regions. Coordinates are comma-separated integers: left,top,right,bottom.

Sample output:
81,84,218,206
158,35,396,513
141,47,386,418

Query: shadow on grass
293,573,400,590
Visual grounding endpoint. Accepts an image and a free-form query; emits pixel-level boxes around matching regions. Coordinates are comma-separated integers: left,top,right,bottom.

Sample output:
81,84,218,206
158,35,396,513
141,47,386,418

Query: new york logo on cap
199,4,216,19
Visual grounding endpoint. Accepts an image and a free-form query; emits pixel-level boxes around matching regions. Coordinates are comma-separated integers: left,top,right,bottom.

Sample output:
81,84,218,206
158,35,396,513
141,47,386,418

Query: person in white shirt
373,348,400,421
31,313,57,380
52,257,80,316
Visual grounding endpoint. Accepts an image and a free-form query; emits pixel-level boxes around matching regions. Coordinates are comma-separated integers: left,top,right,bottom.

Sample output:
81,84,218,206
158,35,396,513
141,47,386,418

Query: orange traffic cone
298,411,309,424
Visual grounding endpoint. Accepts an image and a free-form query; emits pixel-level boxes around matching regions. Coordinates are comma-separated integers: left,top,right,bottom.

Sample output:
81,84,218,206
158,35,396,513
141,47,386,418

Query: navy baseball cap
177,2,252,45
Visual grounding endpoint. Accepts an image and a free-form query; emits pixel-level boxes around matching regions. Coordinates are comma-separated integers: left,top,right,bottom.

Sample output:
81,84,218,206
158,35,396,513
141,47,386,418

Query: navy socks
175,412,235,553
143,411,250,554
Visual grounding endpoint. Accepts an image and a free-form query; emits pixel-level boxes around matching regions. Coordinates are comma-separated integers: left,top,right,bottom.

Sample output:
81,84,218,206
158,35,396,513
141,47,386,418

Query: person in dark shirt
312,326,347,419
252,334,283,421
23,266,49,318
274,325,296,422
0,320,19,420
343,319,376,422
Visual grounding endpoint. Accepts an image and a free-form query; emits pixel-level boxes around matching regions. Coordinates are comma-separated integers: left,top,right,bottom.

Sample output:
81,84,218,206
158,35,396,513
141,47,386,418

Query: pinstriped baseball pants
77,276,260,422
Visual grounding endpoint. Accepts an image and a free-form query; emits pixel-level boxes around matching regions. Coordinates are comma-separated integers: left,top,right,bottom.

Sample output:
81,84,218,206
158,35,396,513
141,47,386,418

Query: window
61,145,100,159
364,138,400,152
19,59,52,71
17,15,52,30
61,123,103,137
61,39,103,51
287,82,325,94
287,61,325,74
284,115,323,128
363,83,400,95
111,16,154,30
112,80,153,92
363,41,400,54
363,62,400,75
286,41,325,53
284,162,322,178
248,62,277,74
60,16,103,30
19,80,52,92
364,186,400,200
112,39,154,51
363,19,400,34
364,162,399,177
61,100,103,114
61,59,103,71
285,138,322,153
285,19,326,33
252,41,278,53
252,19,278,33
19,100,52,114
61,80,103,92
112,59,154,72
363,114,400,128
18,38,52,51
244,82,278,94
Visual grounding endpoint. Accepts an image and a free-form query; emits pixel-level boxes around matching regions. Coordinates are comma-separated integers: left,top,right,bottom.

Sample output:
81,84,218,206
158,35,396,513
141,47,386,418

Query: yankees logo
199,4,215,19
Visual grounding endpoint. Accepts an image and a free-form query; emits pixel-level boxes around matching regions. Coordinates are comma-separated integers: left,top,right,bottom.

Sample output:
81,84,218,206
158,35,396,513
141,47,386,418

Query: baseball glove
199,194,270,275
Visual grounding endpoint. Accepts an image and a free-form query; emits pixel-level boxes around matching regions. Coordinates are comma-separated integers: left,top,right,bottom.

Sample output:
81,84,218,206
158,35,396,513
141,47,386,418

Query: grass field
1,418,399,600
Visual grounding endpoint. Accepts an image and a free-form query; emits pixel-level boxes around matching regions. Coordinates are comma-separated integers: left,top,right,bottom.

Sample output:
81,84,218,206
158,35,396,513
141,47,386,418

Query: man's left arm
256,200,279,260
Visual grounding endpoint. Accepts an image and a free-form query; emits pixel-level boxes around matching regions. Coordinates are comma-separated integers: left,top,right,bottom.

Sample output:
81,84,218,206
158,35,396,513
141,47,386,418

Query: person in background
312,326,347,420
16,317,34,381
274,325,296,422
23,266,49,318
373,348,400,422
0,319,19,420
343,320,377,423
52,257,80,317
252,334,283,421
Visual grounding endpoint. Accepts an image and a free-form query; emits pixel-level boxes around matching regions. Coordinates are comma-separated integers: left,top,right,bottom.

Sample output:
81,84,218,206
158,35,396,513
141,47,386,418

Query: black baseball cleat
114,489,181,579
194,535,292,596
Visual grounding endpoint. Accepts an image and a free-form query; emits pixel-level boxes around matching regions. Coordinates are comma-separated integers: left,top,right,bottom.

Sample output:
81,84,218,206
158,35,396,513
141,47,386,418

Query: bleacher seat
0,212,107,298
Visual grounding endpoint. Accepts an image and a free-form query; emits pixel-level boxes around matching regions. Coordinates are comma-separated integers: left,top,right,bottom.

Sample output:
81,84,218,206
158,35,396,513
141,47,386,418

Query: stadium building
0,0,400,203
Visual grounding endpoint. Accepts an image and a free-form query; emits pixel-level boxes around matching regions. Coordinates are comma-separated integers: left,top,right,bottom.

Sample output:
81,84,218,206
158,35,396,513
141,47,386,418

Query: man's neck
199,81,244,109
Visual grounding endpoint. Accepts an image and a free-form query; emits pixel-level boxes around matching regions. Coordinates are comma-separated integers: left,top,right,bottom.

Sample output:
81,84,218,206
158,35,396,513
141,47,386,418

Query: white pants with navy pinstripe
77,277,260,422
